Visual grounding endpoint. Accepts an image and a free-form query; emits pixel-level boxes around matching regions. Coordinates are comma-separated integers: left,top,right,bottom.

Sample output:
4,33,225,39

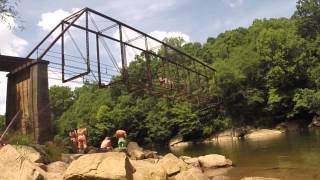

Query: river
170,128,320,180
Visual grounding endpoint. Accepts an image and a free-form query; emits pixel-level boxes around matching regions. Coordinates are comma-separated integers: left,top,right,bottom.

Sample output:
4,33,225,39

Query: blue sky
15,0,297,51
0,0,298,114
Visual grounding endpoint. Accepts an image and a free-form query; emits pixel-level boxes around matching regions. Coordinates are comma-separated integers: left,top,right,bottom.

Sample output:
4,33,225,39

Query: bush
5,132,35,145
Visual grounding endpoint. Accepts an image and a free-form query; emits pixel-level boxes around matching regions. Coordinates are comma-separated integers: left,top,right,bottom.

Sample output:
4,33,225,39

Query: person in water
100,137,113,152
115,129,128,149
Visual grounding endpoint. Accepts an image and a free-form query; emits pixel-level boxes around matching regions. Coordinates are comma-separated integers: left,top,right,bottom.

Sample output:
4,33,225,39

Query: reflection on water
170,128,320,180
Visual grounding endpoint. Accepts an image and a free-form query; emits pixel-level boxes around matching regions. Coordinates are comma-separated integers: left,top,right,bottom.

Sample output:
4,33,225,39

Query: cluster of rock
0,144,68,180
169,128,284,149
0,142,234,180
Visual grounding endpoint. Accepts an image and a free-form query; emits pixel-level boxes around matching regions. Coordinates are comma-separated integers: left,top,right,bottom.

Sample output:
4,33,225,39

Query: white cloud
113,29,190,65
108,0,176,21
38,9,72,32
0,18,28,115
37,8,81,41
149,31,190,43
0,18,28,56
222,0,244,8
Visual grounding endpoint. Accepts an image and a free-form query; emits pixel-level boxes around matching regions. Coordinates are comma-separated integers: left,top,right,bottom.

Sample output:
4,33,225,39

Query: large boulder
245,129,282,140
61,153,83,164
46,161,69,174
241,177,281,180
130,160,167,180
64,152,134,180
180,156,200,168
175,168,209,180
198,154,232,169
127,142,145,160
0,144,49,180
12,145,45,163
157,153,188,176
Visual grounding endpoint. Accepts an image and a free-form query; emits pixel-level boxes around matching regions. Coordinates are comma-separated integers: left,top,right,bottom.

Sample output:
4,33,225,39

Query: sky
0,0,298,115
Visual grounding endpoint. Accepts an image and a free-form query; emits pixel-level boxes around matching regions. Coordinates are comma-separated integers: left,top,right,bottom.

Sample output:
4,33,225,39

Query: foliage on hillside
49,0,320,146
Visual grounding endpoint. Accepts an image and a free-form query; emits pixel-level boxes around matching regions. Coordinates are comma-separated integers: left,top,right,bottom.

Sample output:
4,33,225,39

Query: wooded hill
48,0,320,146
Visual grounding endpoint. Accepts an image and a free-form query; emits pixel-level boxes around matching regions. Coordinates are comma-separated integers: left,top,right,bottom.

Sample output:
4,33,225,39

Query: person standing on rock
77,128,87,153
69,129,78,153
100,137,113,152
115,129,128,149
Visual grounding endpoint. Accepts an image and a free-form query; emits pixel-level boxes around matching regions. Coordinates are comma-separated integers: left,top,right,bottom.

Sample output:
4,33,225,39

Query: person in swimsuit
77,128,87,153
100,136,113,152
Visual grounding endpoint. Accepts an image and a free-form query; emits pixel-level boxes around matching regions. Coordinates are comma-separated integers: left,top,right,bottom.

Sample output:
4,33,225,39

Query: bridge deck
0,55,32,72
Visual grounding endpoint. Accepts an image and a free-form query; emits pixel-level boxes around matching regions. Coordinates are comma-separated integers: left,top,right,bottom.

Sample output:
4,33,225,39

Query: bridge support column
6,60,51,143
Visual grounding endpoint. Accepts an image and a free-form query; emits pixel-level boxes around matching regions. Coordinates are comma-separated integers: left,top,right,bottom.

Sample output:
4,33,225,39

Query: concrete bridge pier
5,58,51,143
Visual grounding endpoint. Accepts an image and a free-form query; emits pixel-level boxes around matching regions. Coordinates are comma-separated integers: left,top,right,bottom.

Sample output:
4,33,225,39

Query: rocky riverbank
169,120,319,150
169,128,285,150
0,142,234,180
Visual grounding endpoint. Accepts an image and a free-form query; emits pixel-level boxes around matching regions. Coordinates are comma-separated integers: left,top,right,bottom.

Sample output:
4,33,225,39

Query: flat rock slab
198,154,232,169
13,145,44,163
245,129,282,140
0,145,49,180
64,152,134,180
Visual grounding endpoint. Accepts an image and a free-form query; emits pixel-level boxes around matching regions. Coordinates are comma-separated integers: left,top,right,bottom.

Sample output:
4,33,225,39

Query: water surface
170,129,320,180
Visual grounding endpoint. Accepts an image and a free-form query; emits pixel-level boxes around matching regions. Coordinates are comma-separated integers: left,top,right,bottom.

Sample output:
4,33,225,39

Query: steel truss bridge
27,7,216,104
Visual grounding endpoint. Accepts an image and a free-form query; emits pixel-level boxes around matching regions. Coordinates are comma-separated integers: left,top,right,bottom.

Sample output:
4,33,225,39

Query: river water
170,128,320,180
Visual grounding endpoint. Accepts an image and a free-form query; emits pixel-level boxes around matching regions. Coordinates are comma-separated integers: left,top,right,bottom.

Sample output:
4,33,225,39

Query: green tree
293,0,320,38
49,86,75,121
